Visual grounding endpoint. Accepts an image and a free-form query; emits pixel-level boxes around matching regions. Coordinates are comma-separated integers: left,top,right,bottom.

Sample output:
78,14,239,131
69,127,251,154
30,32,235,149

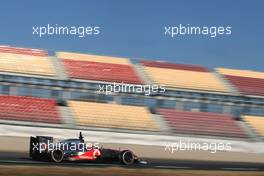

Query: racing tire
51,150,64,163
121,150,135,165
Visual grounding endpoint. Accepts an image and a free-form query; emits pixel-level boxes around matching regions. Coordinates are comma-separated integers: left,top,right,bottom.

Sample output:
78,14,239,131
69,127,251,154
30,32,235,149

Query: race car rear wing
29,136,53,159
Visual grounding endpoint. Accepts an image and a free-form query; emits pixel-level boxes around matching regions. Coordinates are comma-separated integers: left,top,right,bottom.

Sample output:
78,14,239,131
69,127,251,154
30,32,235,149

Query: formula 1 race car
29,132,147,165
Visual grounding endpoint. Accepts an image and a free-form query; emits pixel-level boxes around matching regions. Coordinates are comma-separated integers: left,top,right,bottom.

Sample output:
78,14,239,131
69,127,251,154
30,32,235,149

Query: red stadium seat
62,59,144,84
141,60,209,72
0,45,48,56
158,109,247,138
0,95,61,124
224,75,264,96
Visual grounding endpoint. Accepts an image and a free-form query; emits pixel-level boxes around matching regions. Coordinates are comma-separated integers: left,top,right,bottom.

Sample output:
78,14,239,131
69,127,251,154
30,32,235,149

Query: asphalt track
0,152,264,171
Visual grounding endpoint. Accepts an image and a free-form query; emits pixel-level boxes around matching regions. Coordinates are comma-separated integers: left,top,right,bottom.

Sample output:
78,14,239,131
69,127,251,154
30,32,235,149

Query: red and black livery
29,132,146,165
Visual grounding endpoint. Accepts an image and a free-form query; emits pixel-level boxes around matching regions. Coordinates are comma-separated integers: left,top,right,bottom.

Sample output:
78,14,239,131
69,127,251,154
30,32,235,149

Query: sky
0,0,263,71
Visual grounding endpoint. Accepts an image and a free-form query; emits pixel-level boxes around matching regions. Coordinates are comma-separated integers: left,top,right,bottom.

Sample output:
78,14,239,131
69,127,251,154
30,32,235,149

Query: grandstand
0,45,264,141
0,95,61,124
158,109,247,138
69,101,159,131
0,45,48,56
141,60,230,93
0,46,56,77
243,115,264,138
57,52,143,84
217,68,264,96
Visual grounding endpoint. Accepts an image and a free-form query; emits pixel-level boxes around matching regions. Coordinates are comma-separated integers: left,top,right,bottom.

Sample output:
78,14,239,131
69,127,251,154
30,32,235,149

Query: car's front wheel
121,150,135,165
51,150,64,162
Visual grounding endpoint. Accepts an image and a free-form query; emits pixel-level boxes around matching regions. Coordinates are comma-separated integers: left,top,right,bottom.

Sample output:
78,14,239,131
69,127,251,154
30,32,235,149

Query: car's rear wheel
51,150,64,162
121,150,135,165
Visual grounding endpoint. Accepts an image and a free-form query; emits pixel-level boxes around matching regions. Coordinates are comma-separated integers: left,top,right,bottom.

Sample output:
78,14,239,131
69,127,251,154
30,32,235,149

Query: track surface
0,152,264,171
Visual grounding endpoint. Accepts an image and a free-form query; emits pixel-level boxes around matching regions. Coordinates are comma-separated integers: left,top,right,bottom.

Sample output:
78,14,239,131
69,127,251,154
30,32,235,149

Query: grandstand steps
243,115,264,141
59,106,76,128
213,70,240,95
152,114,171,134
134,64,152,84
238,121,261,142
244,122,264,142
49,56,68,79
